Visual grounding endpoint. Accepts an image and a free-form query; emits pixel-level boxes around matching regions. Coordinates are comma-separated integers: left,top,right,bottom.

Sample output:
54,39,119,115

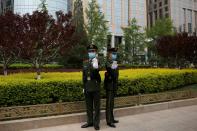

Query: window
179,25,182,32
149,12,153,27
165,0,168,5
165,7,168,12
183,24,186,32
195,11,197,29
159,9,162,18
115,36,122,46
165,13,169,18
114,0,122,34
188,23,192,33
154,11,157,20
154,4,157,9
159,2,162,7
6,0,12,6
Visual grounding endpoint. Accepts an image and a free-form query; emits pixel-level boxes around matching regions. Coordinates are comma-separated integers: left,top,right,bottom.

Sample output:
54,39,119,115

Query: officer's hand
111,61,118,69
92,58,98,69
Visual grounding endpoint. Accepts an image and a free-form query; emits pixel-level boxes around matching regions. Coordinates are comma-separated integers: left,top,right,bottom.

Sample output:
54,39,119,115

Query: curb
1,98,197,131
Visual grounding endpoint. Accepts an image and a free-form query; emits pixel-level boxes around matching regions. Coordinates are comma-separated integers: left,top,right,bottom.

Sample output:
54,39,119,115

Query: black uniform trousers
106,88,115,124
84,91,100,127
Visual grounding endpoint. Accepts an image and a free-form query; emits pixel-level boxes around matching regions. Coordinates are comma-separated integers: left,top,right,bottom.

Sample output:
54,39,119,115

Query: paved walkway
26,105,197,131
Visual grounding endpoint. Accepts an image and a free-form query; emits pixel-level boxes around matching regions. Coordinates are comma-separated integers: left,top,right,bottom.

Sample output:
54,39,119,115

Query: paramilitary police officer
104,47,119,128
81,44,101,130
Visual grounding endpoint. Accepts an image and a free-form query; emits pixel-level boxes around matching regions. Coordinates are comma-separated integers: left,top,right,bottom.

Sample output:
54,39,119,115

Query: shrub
0,63,64,69
0,69,197,107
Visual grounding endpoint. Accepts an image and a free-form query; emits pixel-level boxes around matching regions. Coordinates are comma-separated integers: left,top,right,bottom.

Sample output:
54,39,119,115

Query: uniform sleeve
97,70,101,83
82,63,87,84
104,72,108,89
105,61,113,77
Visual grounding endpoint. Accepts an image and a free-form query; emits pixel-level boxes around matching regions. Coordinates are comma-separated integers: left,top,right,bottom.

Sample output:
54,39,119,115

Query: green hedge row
0,63,64,69
0,71,197,107
0,63,152,70
119,64,151,69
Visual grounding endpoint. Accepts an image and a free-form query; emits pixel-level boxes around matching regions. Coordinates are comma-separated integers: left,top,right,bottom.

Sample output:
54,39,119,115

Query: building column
192,10,195,33
111,34,115,48
122,36,125,46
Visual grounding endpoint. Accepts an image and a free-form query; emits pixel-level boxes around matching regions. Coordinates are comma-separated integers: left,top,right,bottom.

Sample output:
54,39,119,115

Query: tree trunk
36,67,41,80
3,65,7,76
35,60,41,80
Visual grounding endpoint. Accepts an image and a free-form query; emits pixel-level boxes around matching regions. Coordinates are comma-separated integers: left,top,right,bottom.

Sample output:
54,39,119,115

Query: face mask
88,52,96,59
111,53,117,60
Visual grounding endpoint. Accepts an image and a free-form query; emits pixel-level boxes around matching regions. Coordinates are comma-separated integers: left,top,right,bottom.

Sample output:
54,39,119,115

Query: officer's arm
117,68,119,79
106,61,113,76
97,70,101,83
104,72,108,89
82,67,87,84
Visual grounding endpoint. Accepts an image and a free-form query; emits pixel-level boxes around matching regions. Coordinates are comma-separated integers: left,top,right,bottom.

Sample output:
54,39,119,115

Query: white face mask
88,52,96,59
111,52,117,60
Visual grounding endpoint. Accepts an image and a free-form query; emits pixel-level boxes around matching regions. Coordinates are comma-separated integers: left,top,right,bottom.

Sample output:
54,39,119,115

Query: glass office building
1,0,147,47
97,0,147,47
0,0,14,15
0,0,68,17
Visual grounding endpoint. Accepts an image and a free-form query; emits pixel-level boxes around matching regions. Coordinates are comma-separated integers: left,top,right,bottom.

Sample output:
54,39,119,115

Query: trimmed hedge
0,69,197,107
0,63,64,69
119,64,151,69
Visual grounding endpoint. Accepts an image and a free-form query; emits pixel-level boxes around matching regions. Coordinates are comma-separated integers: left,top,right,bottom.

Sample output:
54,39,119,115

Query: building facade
147,0,197,34
1,0,147,47
93,0,147,47
0,0,14,15
0,0,68,17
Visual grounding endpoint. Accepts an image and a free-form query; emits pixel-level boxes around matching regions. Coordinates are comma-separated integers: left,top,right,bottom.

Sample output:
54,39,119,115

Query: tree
0,11,23,75
85,0,109,51
20,10,75,79
156,33,197,68
122,18,146,64
145,17,175,67
60,0,88,68
38,0,47,12
146,18,175,40
180,34,197,68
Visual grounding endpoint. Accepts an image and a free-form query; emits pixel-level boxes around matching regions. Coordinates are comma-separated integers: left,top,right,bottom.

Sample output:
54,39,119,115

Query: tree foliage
0,11,23,75
60,0,88,68
146,18,175,40
145,18,175,67
156,33,197,68
20,10,75,79
85,0,109,51
0,3,75,78
122,18,146,64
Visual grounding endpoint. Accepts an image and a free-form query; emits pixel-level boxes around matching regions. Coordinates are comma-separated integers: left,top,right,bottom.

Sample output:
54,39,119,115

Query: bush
119,64,151,69
0,69,197,107
0,63,64,69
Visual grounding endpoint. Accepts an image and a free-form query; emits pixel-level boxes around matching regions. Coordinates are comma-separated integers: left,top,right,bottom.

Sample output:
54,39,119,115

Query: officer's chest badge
87,76,91,80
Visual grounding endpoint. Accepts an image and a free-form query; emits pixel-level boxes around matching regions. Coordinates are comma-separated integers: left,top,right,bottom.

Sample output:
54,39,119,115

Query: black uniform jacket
83,60,101,92
104,60,119,91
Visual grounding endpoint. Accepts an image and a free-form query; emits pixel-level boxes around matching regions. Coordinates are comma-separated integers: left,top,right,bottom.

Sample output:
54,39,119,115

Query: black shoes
107,120,119,128
81,123,93,128
107,123,116,128
113,119,119,123
94,126,100,130
81,123,100,130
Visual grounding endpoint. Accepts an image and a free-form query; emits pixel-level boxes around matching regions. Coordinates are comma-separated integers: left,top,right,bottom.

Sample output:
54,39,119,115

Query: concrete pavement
25,105,197,131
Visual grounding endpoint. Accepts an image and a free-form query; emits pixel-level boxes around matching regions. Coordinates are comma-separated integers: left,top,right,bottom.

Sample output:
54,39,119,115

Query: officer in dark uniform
104,47,119,128
81,44,101,130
